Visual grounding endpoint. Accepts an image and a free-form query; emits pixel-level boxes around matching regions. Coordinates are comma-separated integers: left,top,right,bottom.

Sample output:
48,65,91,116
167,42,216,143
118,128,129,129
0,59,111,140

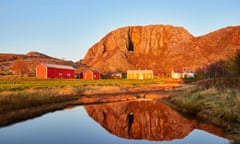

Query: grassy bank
0,88,80,114
0,78,178,126
0,78,160,112
0,78,171,92
163,77,240,136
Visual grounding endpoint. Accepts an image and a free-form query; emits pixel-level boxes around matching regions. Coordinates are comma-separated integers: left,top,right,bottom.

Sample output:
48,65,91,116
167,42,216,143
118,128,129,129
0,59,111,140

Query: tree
208,60,226,78
225,49,240,76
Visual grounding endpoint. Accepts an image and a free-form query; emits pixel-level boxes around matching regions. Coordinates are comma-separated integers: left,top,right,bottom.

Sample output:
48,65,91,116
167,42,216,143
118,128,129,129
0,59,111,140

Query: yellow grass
164,78,240,137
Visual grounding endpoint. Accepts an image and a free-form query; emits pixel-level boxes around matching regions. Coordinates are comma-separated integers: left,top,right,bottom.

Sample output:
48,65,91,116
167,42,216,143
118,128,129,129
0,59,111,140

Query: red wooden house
82,70,100,80
36,63,75,79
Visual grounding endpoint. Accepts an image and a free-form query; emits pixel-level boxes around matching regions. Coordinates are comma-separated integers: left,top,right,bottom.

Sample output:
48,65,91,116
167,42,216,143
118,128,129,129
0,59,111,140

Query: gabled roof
172,66,194,73
42,63,75,70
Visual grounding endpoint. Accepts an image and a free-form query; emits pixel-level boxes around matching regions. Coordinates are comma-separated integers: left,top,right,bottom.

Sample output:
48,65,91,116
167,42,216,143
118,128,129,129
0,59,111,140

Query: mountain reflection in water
85,100,227,141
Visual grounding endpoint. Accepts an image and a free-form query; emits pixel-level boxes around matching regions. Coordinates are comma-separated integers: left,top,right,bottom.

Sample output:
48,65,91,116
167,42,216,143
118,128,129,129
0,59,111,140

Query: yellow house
127,70,153,80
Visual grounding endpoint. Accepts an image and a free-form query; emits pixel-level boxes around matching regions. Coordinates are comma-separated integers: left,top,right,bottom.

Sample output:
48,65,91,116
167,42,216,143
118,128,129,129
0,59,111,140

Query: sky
0,0,239,61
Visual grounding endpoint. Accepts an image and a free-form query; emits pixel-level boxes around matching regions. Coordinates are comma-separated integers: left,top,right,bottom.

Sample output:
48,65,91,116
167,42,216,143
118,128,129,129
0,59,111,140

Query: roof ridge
42,63,75,70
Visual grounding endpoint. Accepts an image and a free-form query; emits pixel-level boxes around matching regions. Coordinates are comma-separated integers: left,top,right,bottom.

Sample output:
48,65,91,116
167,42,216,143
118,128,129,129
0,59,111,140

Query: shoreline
0,83,178,127
0,78,239,140
162,78,240,138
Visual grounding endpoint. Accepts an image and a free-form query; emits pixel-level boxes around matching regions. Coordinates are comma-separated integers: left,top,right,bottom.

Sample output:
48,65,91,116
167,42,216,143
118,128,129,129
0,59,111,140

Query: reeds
230,136,240,144
165,77,240,136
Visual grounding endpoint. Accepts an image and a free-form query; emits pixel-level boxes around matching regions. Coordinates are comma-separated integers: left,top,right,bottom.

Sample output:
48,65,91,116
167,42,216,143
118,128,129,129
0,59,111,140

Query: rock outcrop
80,25,240,75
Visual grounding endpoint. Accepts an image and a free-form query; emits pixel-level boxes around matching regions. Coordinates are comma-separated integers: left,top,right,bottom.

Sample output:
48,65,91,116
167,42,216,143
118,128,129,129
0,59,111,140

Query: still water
0,101,229,144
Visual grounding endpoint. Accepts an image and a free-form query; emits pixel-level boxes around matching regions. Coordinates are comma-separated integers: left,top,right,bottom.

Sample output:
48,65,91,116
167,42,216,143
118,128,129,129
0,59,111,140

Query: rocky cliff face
80,25,240,75
85,101,227,140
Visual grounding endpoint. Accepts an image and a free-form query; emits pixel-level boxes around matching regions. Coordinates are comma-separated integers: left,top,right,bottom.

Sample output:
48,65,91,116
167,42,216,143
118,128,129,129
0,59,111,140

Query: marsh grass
0,89,79,114
165,77,240,135
230,136,240,144
0,78,169,114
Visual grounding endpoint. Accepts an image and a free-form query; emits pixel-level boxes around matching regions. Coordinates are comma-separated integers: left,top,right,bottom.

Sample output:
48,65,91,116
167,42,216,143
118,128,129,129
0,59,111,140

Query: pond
0,100,230,144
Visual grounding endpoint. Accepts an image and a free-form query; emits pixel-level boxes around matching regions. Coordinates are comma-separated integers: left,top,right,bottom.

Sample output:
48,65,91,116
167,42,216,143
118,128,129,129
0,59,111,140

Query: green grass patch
0,78,166,92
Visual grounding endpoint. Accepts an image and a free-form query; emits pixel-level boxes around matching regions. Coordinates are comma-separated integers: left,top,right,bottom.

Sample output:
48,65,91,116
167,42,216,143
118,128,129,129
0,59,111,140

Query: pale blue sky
0,0,239,61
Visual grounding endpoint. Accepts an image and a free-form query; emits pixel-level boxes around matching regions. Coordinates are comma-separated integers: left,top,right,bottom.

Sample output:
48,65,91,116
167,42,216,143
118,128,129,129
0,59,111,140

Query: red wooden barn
83,70,100,80
36,63,75,79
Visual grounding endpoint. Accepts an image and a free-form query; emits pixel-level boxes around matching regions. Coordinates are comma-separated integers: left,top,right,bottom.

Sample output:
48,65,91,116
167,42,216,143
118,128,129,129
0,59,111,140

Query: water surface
0,101,230,144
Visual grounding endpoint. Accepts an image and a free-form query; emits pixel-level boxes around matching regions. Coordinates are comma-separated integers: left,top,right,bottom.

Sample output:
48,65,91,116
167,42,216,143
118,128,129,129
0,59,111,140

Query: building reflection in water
85,100,228,141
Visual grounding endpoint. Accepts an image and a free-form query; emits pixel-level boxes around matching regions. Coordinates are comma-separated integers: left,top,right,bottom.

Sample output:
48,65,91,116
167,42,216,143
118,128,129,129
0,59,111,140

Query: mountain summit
80,25,240,76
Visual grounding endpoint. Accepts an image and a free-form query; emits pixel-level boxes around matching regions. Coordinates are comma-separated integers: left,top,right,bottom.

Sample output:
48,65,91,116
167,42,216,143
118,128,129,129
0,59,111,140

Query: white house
171,67,194,79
